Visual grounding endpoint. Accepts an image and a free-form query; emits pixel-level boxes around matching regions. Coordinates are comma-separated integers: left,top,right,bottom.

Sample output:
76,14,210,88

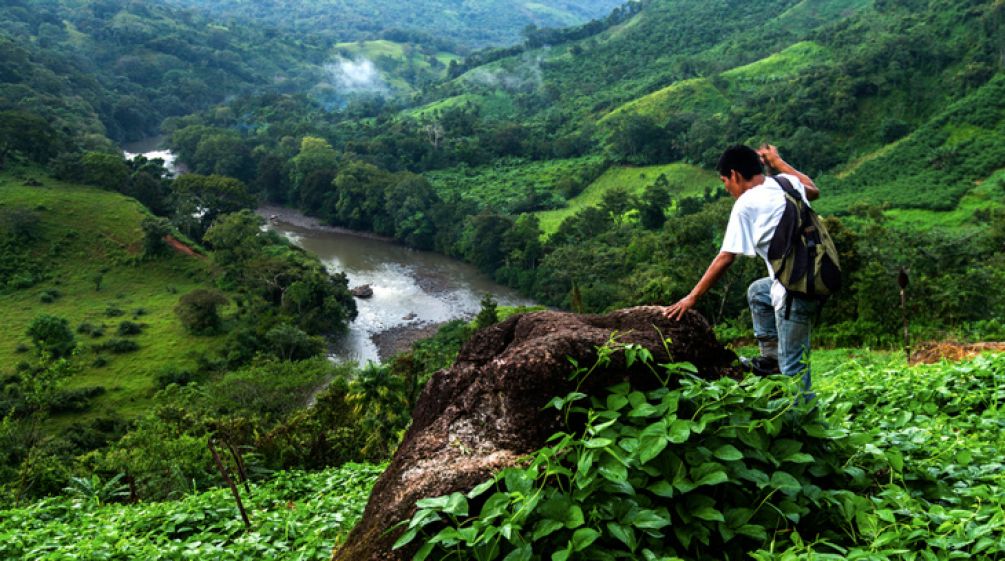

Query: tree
332,161,395,233
290,136,339,198
0,206,41,242
26,315,76,358
0,110,60,168
203,210,265,268
175,289,228,335
192,133,253,182
124,171,168,215
171,174,255,241
459,211,515,274
80,152,130,191
638,181,673,230
604,114,672,165
384,174,440,249
140,216,172,258
265,323,324,361
474,294,499,329
600,187,636,225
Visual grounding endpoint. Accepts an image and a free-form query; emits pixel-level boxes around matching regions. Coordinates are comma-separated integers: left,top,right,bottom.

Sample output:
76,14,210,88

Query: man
663,144,820,393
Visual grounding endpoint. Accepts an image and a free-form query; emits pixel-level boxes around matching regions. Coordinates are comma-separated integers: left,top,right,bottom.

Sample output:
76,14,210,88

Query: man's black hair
717,145,763,180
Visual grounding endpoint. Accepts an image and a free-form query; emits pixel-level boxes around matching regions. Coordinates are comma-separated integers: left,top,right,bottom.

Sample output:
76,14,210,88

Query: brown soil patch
163,235,203,258
910,341,1005,364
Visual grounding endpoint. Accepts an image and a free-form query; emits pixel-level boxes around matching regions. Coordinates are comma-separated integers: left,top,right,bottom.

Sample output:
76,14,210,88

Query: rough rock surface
332,306,738,561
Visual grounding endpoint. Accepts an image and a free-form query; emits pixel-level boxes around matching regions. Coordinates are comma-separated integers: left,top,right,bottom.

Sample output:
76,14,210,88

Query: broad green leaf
692,506,724,522
633,508,671,530
571,528,600,551
505,469,533,495
770,471,802,496
647,480,675,498
713,445,744,461
607,522,637,551
783,453,815,464
667,419,691,443
443,492,468,516
584,438,613,449
737,524,768,541
481,493,511,520
532,519,564,541
607,394,629,411
413,542,435,561
503,543,532,561
467,479,496,499
639,420,669,465
391,527,417,550
415,495,449,510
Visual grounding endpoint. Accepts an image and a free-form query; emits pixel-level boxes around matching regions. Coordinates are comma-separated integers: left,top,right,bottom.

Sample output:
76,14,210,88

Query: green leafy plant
394,349,880,560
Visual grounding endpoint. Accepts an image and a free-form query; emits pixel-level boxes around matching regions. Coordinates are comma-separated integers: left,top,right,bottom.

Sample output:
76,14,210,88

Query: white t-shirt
720,174,810,306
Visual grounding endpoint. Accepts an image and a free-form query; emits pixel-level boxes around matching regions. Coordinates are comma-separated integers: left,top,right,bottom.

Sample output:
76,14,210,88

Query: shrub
117,321,144,336
175,289,228,335
26,314,76,358
104,306,124,317
48,386,106,414
94,338,139,354
154,367,200,389
39,289,61,303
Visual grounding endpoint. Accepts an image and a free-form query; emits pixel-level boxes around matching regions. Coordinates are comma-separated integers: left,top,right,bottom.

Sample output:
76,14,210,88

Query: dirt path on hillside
163,235,203,258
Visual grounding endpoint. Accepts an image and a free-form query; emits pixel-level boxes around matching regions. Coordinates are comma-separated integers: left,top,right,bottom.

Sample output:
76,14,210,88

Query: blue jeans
747,277,818,395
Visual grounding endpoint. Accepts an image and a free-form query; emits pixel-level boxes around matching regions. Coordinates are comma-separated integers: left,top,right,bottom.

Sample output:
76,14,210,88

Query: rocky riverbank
257,205,394,242
370,321,449,361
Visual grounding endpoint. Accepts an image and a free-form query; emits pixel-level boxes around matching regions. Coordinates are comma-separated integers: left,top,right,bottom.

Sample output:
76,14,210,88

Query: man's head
717,145,764,198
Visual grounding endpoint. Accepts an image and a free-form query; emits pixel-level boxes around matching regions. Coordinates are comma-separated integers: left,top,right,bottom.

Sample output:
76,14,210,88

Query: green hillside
0,0,328,143
535,163,717,234
331,40,461,95
598,78,731,127
425,156,605,212
155,0,627,49
0,171,226,420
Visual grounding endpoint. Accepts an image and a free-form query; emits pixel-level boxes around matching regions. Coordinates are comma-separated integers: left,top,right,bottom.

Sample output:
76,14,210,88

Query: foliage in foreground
397,350,1005,560
0,463,383,561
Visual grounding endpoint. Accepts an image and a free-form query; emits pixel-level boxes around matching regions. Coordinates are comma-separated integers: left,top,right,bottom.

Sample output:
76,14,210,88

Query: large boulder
333,306,739,561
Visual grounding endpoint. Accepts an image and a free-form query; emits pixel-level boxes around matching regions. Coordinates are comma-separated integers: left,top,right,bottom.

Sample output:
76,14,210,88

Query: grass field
0,171,226,422
720,41,832,96
534,162,718,235
883,169,1005,232
424,156,605,211
599,77,730,126
403,91,517,121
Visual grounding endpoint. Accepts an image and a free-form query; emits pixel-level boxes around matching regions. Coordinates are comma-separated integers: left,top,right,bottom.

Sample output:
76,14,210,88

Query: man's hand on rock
663,294,697,321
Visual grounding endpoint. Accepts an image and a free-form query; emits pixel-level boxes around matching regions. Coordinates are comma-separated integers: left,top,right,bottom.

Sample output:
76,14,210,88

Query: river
262,208,536,365
122,135,184,177
122,142,532,365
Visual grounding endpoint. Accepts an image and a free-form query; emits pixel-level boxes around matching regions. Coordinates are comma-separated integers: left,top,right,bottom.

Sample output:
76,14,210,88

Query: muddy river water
261,206,536,364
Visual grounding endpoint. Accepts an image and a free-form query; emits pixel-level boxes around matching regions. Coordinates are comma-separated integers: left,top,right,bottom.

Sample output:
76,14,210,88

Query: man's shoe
739,355,781,375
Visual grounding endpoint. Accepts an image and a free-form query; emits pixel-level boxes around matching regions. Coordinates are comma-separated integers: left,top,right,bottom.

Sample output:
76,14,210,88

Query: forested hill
395,0,1005,214
0,0,330,144
153,0,628,49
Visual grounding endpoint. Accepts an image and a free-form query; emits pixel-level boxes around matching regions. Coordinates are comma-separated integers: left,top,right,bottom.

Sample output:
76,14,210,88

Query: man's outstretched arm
663,251,736,320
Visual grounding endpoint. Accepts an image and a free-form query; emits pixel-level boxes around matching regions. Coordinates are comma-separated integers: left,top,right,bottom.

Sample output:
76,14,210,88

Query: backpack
767,176,842,315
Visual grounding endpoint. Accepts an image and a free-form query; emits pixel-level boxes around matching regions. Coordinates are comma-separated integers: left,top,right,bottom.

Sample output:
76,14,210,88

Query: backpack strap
773,175,802,202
